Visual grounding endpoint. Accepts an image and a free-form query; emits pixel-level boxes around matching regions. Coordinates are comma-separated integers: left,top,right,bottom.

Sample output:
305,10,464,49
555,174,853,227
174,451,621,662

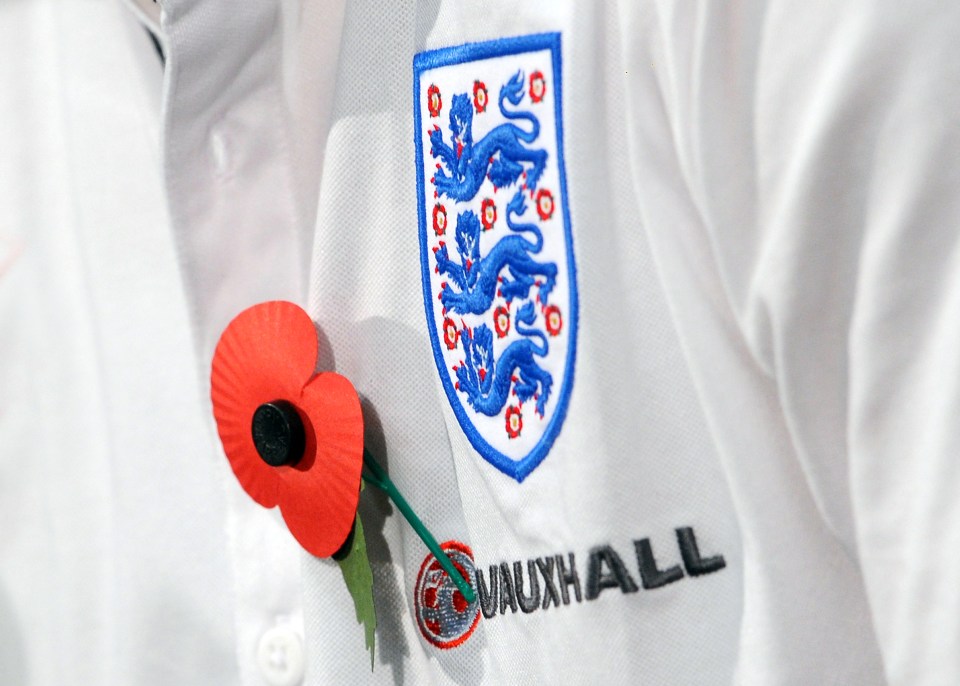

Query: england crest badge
414,33,577,482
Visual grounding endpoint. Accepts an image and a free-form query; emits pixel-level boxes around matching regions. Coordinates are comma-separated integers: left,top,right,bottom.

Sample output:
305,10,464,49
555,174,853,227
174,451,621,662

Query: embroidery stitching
585,545,639,600
415,32,578,482
415,527,726,649
537,556,562,609
480,530,724,618
676,526,727,576
514,559,541,613
635,538,684,590
413,541,481,649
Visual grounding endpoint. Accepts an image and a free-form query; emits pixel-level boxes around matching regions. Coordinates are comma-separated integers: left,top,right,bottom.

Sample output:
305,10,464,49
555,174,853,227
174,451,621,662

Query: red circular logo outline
413,540,481,649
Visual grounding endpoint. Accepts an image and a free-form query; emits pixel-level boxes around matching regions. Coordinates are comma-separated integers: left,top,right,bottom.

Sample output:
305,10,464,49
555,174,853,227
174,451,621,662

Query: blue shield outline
414,32,578,482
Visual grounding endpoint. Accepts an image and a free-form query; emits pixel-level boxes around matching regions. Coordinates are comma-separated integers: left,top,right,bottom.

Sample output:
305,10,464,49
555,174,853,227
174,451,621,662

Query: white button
257,626,305,686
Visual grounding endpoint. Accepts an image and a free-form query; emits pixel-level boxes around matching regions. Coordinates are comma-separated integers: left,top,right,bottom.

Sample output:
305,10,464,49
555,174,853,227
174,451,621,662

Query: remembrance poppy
210,301,364,558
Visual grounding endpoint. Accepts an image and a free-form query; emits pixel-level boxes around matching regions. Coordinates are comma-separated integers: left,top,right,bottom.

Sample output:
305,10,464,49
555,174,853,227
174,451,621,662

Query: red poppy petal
277,371,364,557
210,301,320,508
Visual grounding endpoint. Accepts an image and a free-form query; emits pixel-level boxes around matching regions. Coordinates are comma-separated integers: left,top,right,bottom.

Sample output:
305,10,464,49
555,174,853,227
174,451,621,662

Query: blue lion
429,71,548,202
455,301,553,417
434,189,557,314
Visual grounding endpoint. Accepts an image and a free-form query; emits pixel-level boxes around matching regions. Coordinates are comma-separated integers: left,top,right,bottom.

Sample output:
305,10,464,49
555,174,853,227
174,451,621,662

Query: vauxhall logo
475,526,726,617
413,526,727,648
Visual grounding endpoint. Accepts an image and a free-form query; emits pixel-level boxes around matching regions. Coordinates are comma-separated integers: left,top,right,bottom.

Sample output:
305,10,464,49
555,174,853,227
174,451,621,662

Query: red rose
544,304,563,336
505,405,523,438
529,71,546,103
443,317,460,350
535,188,554,221
473,80,488,113
480,198,497,230
494,305,510,338
427,84,442,117
433,203,448,235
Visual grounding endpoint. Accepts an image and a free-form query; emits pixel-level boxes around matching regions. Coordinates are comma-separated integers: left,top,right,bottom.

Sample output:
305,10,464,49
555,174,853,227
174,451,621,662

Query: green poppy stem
361,449,477,604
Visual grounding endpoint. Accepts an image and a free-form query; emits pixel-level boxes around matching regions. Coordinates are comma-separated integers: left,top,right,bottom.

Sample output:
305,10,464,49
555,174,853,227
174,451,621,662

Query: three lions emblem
414,33,577,482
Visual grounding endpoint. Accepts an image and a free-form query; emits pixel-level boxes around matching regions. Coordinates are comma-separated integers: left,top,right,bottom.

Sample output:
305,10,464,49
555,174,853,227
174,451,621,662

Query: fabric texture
2,0,958,683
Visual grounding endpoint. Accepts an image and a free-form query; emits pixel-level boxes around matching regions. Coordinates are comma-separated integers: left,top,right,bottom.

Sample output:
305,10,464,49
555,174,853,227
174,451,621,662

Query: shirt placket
157,0,308,683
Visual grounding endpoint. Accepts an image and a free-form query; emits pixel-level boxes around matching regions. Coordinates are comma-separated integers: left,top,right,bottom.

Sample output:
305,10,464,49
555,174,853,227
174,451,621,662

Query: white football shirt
2,0,958,683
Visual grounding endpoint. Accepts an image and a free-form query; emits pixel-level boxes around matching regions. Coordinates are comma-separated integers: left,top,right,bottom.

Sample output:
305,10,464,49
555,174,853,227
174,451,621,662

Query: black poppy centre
251,400,306,467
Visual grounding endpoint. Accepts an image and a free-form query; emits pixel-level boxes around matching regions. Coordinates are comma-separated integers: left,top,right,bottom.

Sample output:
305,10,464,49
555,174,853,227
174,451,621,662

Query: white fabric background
3,0,958,683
